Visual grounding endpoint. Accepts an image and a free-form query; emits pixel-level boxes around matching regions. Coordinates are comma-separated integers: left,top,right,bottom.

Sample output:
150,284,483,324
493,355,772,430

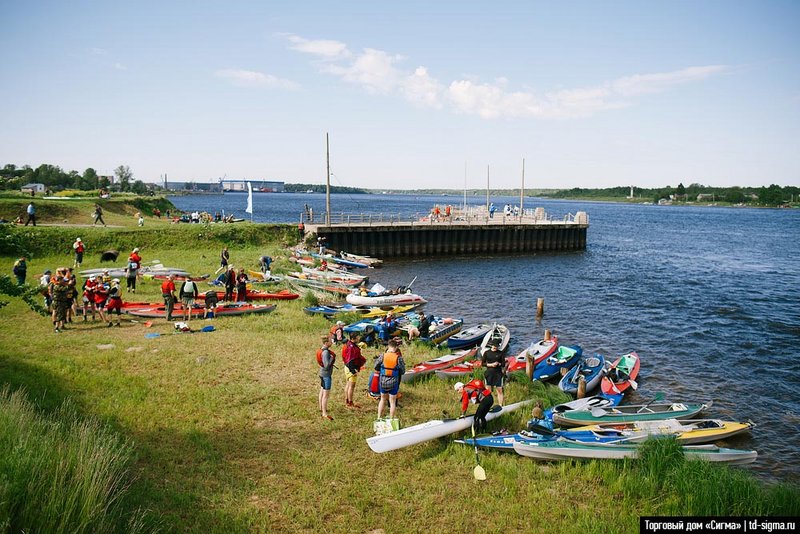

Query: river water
170,192,800,483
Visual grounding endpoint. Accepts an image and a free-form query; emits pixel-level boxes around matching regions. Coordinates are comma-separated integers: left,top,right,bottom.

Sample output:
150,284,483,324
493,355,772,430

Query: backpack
181,281,196,297
316,347,336,367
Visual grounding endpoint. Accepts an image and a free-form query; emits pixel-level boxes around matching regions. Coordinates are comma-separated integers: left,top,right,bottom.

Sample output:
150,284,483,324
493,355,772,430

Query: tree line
544,183,799,206
0,163,149,195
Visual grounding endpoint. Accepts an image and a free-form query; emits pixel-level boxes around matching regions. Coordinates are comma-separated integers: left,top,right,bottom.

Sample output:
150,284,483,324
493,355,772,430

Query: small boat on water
340,251,383,268
513,439,757,465
601,352,641,397
346,291,428,307
366,399,533,453
402,348,478,383
552,401,711,427
479,324,510,356
559,353,606,395
310,252,369,269
446,323,493,350
533,345,582,381
301,265,368,283
417,317,463,345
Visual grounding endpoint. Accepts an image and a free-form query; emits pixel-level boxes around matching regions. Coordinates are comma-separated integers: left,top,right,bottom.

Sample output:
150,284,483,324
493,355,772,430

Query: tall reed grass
0,387,152,533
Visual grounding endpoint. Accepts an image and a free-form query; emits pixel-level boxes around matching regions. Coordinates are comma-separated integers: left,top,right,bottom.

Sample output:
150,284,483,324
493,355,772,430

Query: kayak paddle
471,424,486,481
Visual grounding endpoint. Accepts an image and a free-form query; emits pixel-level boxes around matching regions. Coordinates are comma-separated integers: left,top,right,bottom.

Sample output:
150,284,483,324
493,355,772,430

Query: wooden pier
304,208,588,258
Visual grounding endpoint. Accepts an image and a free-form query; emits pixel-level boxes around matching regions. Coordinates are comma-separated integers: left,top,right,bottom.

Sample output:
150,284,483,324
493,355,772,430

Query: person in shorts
342,333,366,408
179,278,199,322
106,279,123,327
317,337,335,420
482,344,506,406
375,340,405,420
204,289,219,319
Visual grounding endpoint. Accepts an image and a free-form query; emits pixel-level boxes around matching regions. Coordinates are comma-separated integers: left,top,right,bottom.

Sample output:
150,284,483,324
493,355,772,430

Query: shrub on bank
0,387,151,533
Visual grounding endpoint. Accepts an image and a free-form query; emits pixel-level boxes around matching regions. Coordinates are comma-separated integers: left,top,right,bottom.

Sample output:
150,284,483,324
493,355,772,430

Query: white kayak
366,399,533,453
346,292,428,307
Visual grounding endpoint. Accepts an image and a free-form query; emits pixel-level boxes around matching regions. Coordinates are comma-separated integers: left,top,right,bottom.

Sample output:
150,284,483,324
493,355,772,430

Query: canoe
544,395,620,421
301,265,368,282
507,336,559,372
346,292,428,307
559,353,606,395
435,359,482,379
446,323,493,350
552,401,711,427
303,303,422,318
568,419,754,445
456,427,651,451
601,352,641,396
289,271,363,287
417,317,463,345
287,276,352,296
365,399,533,453
513,439,757,465
126,302,276,318
340,252,383,268
310,252,369,269
149,273,209,282
401,348,478,383
197,289,299,301
479,324,510,356
533,345,583,381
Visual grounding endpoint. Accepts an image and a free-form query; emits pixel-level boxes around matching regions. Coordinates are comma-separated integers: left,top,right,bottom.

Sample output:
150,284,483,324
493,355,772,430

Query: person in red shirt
160,274,176,321
93,279,109,324
455,379,494,434
341,333,366,408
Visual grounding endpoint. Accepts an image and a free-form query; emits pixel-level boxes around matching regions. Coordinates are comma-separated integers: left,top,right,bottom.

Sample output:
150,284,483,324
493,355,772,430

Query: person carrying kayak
341,333,366,408
454,379,494,434
375,340,405,421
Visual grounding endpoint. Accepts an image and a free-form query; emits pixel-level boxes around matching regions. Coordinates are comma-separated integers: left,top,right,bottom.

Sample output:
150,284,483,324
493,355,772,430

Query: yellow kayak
568,419,753,445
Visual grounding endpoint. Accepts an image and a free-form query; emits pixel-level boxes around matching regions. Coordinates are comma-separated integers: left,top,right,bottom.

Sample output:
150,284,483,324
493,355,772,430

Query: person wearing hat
482,343,507,406
454,379,494,434
126,248,142,294
93,274,110,324
329,320,346,344
73,238,85,269
106,279,123,327
81,274,99,321
101,269,111,284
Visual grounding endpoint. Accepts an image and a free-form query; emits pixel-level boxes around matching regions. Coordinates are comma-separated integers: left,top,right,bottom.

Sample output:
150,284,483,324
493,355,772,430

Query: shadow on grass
0,355,78,413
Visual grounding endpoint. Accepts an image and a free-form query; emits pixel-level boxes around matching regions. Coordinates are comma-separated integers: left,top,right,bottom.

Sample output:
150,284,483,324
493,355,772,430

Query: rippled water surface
171,193,800,483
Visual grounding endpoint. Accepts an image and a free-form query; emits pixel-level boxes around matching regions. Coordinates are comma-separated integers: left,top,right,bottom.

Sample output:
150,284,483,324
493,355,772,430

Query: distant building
21,183,45,194
696,194,714,201
220,179,284,192
164,181,223,192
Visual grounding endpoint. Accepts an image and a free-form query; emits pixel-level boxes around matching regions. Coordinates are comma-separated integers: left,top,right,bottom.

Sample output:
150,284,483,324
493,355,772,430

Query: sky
1,0,799,190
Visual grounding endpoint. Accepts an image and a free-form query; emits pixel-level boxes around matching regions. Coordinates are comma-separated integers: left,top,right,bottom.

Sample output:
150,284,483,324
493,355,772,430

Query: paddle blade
654,392,665,402
590,407,608,417
473,464,487,481
629,379,638,390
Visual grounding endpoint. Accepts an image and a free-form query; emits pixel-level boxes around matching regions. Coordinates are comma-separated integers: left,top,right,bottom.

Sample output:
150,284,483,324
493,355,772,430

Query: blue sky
1,0,798,189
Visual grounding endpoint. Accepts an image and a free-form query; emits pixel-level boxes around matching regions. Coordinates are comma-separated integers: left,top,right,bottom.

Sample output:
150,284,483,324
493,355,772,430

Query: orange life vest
316,347,336,367
381,351,399,377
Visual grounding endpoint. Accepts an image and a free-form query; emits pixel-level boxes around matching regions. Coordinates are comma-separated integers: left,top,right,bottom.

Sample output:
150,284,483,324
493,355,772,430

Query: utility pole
520,158,525,218
326,133,331,225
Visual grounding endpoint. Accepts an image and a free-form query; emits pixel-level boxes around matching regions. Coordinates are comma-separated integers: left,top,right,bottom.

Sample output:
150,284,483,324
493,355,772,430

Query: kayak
301,265,368,282
287,277,353,295
601,352,641,396
366,399,533,453
552,401,711,427
533,345,582,381
149,273,209,282
435,359,482,379
401,348,477,383
513,439,757,465
288,272,363,287
456,427,650,451
196,289,299,300
479,323,510,356
418,317,463,345
340,252,383,268
125,302,276,318
559,353,606,395
507,336,559,372
346,292,428,307
568,419,754,445
311,252,369,269
446,323,493,350
544,395,620,421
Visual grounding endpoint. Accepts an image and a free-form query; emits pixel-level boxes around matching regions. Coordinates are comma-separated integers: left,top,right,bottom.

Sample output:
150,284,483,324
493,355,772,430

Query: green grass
1,221,798,533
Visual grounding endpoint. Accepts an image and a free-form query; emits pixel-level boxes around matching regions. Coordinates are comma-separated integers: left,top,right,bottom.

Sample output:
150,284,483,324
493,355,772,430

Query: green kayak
552,401,710,427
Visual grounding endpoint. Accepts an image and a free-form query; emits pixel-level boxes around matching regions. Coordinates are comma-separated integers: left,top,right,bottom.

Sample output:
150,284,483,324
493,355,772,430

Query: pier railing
303,207,588,226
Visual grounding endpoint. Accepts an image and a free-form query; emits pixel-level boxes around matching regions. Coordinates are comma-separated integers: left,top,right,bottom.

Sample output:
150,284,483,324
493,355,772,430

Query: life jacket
380,351,400,377
74,242,84,253
316,347,336,367
329,325,344,343
180,281,196,297
463,379,491,407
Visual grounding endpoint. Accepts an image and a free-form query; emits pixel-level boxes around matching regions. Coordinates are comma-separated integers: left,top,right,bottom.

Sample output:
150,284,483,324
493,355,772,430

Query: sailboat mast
325,132,331,225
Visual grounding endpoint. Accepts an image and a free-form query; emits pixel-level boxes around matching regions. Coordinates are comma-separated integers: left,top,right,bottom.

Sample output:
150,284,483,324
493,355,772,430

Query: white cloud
284,34,350,60
215,69,299,90
113,62,126,71
284,34,729,120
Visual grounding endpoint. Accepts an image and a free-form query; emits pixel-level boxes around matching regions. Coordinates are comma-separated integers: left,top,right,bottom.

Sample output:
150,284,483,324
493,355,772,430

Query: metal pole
486,165,490,213
326,133,331,225
520,158,525,219
463,161,467,211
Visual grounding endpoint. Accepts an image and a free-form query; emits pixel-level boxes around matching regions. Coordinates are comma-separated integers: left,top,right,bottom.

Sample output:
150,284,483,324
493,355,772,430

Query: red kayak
126,302,276,318
601,352,640,396
434,358,482,379
506,336,559,372
401,348,477,383
196,289,299,301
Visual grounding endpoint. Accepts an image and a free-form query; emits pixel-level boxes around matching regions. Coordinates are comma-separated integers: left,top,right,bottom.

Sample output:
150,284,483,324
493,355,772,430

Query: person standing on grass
24,202,36,226
40,269,53,311
342,333,366,408
82,275,98,321
454,379,494,434
12,257,27,285
215,246,230,275
160,274,176,321
375,340,405,421
72,238,85,269
482,344,506,407
317,336,336,421
93,277,110,324
51,274,70,333
93,204,106,226
236,269,249,302
106,279,123,327
179,277,199,322
65,267,77,323
223,264,236,302
126,248,141,294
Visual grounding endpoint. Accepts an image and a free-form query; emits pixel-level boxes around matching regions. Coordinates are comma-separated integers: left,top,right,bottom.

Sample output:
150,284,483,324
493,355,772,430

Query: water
170,192,800,484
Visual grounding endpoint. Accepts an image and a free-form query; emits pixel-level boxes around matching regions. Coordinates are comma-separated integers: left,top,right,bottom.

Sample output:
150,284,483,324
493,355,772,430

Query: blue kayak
533,345,582,381
456,427,640,450
446,323,493,350
559,353,606,394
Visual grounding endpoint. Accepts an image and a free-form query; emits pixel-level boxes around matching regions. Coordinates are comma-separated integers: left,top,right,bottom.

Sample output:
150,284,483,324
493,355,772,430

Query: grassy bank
1,222,798,532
